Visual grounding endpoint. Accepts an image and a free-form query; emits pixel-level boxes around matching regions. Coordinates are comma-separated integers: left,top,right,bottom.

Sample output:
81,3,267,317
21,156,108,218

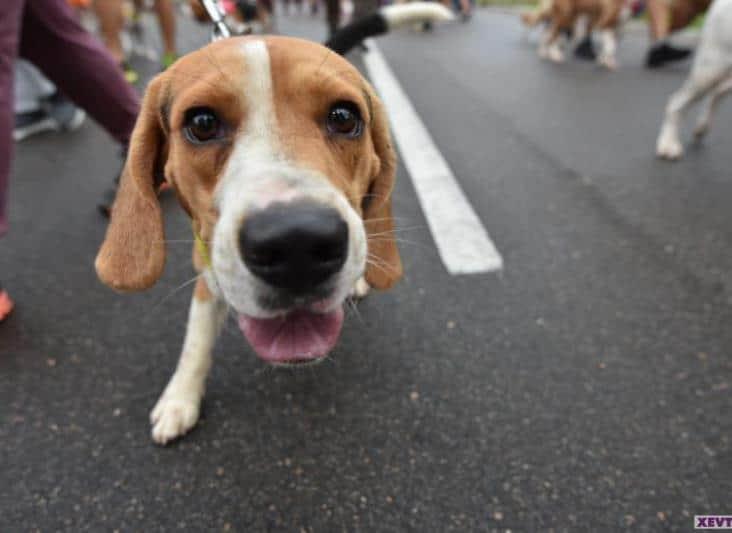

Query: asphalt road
1,7,730,532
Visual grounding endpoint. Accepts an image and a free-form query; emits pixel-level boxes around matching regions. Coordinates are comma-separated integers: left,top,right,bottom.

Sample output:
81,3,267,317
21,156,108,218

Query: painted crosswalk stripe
362,40,503,275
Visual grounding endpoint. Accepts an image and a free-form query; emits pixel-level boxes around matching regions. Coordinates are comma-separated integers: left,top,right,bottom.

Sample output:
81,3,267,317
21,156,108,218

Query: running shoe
13,93,85,142
646,42,692,69
44,92,86,132
0,283,14,322
161,52,178,70
13,110,57,142
121,61,140,84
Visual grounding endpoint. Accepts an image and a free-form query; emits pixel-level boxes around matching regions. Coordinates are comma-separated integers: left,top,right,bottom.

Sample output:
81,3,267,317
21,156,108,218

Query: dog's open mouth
237,306,344,364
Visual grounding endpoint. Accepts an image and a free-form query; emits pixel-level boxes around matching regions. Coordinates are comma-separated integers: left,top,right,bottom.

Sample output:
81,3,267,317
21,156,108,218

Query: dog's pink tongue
238,307,344,363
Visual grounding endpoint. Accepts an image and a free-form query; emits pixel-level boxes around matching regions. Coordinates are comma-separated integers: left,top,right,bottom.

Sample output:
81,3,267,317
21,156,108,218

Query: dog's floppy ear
95,75,168,292
363,94,403,290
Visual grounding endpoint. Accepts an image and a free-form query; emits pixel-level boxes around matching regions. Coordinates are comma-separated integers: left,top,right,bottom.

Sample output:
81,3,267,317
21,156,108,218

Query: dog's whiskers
366,224,426,236
366,254,400,275
345,296,365,326
148,273,202,316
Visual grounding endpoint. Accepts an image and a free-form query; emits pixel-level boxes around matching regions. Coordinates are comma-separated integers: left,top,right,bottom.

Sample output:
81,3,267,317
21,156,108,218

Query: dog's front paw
350,277,371,300
150,387,201,445
598,55,617,71
547,45,565,63
656,132,684,160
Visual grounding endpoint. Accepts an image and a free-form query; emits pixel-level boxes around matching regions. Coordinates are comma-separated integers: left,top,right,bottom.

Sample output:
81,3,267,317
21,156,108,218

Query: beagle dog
532,0,628,69
95,32,417,444
656,0,732,160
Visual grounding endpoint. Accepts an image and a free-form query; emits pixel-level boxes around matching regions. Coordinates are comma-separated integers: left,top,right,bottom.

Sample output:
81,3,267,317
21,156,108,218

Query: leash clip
199,0,233,40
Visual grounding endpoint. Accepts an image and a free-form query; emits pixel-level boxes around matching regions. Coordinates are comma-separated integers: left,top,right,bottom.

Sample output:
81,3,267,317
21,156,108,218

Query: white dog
656,0,732,160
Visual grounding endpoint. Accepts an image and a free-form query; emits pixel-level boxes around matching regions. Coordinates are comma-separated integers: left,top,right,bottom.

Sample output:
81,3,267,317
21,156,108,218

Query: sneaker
161,52,178,70
14,92,86,142
0,284,14,322
121,61,139,84
646,42,692,69
13,109,57,142
574,35,597,61
44,92,86,132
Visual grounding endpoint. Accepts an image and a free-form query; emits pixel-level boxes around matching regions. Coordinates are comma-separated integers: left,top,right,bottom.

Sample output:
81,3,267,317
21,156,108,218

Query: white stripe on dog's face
210,39,367,318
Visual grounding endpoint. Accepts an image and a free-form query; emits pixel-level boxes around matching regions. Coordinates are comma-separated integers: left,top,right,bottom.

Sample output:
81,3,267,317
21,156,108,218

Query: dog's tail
325,3,454,55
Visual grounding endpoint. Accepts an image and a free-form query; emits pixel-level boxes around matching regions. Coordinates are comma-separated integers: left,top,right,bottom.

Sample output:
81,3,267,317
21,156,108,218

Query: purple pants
0,0,140,236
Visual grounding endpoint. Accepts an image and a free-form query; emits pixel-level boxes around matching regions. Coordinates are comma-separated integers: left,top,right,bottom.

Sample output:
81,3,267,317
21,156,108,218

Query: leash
197,0,259,40
188,0,232,271
199,0,233,40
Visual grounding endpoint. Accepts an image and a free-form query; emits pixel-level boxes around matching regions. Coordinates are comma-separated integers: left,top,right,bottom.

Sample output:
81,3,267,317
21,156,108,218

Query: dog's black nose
239,202,349,292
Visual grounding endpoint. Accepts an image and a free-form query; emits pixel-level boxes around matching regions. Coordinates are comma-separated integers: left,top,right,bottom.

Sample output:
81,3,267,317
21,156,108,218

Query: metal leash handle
199,0,232,40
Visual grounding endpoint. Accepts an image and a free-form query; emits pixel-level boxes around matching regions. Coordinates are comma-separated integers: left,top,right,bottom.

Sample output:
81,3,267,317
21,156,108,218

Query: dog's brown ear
95,75,168,292
363,95,403,290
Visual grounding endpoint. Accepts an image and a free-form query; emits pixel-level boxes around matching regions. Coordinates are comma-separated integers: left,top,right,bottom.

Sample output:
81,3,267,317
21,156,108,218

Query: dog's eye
326,102,363,138
184,108,222,143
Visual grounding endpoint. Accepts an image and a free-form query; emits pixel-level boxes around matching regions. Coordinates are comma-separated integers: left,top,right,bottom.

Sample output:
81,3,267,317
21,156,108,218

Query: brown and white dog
95,33,416,443
529,0,627,69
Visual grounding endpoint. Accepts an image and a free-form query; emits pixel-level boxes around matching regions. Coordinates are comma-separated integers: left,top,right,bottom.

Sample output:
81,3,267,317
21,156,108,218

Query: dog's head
96,36,402,363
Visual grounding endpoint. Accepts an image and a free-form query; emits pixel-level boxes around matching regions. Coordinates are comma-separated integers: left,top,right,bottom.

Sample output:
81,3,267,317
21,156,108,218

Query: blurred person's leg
21,0,139,216
19,0,139,147
574,15,598,61
352,0,378,21
94,0,126,63
15,59,54,111
0,0,25,318
646,0,710,68
325,0,341,36
94,0,139,81
457,0,472,20
152,0,178,68
14,60,57,139
0,0,25,239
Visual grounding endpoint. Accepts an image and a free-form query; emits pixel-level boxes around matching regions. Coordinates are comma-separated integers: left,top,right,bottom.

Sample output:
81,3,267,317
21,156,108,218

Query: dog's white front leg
150,279,227,445
598,29,618,70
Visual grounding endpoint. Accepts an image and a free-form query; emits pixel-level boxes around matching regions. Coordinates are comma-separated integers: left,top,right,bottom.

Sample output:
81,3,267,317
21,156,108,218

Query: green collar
193,224,212,268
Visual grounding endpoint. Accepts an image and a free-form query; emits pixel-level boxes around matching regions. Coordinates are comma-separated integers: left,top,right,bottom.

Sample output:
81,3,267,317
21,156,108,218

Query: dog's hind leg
694,73,732,139
150,278,227,445
656,61,731,160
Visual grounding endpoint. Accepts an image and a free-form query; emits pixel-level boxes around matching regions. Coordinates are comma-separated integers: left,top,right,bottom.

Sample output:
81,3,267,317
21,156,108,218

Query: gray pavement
1,8,730,532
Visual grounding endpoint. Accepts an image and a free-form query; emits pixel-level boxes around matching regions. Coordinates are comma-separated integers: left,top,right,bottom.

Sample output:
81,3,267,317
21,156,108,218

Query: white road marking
363,40,503,274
